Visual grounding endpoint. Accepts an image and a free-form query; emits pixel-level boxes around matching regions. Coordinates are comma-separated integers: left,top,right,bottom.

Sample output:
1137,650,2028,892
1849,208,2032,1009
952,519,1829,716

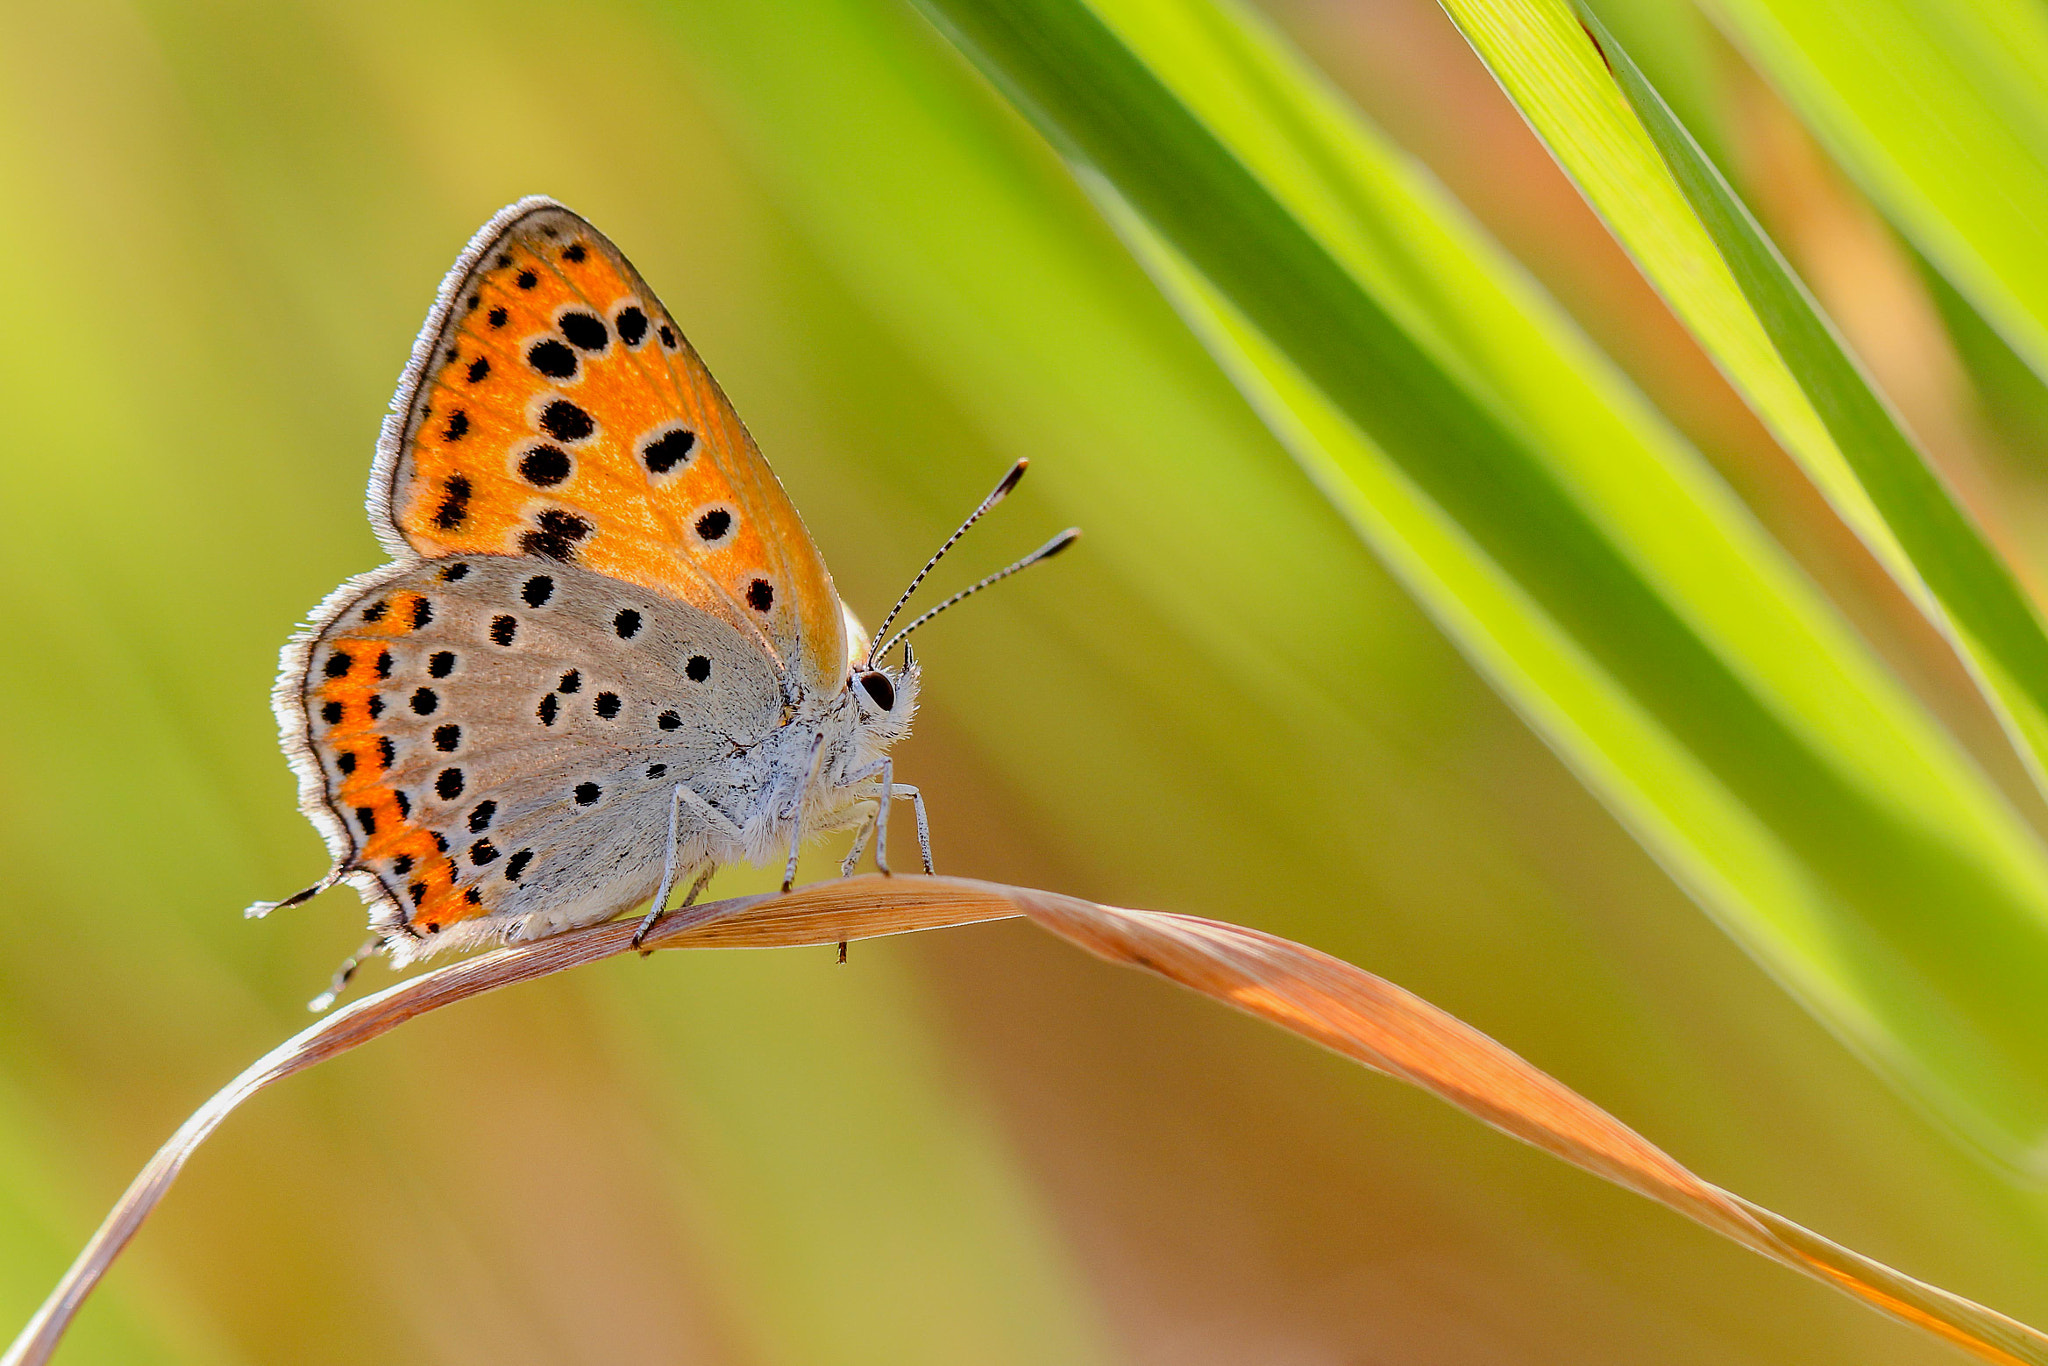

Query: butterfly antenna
876,527,1081,663
865,460,1029,667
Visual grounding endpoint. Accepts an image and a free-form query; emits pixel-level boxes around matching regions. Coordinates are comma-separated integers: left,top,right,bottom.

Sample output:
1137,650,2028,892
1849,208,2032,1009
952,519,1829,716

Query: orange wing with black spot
370,197,847,700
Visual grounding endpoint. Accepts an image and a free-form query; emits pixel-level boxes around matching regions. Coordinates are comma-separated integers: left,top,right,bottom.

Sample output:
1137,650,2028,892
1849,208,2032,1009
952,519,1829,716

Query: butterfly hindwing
372,197,848,700
279,554,782,961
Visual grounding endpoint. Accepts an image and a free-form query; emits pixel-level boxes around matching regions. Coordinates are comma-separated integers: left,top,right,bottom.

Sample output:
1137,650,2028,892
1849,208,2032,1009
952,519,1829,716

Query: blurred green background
4,0,2048,1361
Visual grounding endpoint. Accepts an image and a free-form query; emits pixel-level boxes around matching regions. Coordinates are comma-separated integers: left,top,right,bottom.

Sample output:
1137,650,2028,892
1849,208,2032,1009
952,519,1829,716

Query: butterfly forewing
285,555,781,956
373,197,847,700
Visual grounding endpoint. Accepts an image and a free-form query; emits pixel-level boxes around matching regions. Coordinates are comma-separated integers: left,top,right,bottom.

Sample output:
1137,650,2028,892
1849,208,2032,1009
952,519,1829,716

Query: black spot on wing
559,311,607,351
518,444,571,487
434,474,472,530
539,400,593,442
641,428,694,475
520,509,589,562
527,339,577,380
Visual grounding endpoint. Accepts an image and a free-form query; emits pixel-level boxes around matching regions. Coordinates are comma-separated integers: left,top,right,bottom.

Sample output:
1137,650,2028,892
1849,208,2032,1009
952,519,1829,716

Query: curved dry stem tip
9,876,2044,1366
1003,887,2048,1366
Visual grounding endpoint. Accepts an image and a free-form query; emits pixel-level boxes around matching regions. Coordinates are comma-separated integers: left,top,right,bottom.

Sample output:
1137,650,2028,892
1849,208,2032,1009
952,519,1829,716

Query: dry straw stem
8,877,2044,1366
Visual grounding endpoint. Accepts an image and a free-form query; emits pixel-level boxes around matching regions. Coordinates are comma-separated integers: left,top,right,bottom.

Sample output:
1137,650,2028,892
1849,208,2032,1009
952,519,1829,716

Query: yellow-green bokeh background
3,0,2046,1361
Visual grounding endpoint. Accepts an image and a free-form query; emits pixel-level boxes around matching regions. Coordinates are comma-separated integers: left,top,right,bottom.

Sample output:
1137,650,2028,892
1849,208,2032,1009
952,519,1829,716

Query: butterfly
248,197,1076,1000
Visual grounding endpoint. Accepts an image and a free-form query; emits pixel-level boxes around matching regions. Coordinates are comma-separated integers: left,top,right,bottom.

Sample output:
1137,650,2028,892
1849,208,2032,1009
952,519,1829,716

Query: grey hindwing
298,554,782,938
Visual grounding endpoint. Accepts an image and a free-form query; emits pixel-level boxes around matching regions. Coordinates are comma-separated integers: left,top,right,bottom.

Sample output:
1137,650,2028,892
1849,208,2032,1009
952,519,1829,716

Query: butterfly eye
857,670,895,712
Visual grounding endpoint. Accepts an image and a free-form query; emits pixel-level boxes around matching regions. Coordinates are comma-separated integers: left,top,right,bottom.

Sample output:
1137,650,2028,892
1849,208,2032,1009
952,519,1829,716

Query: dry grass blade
9,876,2042,1366
1,878,1019,1366
1007,888,2048,1365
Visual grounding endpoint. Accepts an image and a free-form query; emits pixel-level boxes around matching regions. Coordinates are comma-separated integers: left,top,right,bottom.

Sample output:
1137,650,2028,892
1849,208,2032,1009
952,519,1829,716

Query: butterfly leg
831,761,935,877
306,935,384,1014
839,813,876,878
869,763,936,877
633,784,723,950
783,732,831,893
893,784,935,876
873,763,894,875
634,864,716,953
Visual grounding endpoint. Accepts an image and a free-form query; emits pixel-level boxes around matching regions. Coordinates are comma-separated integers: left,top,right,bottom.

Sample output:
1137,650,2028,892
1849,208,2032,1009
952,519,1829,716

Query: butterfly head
849,641,921,744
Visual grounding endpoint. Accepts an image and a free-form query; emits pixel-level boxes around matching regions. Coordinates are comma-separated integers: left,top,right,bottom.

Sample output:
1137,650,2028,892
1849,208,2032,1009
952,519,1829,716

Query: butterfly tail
243,870,342,920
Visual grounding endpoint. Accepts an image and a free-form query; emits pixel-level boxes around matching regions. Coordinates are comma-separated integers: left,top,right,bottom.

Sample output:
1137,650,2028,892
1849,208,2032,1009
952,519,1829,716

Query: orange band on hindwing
311,589,480,934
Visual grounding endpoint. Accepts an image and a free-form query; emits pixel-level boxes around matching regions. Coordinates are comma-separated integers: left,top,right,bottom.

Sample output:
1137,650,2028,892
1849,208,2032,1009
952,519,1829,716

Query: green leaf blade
1711,0,2048,386
1578,4,2048,806
914,0,2048,1161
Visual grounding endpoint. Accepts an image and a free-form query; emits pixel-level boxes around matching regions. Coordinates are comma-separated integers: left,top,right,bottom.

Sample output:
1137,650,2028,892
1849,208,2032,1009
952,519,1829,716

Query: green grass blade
1441,0,2048,802
1706,0,2048,387
912,0,2048,1162
1581,3,2048,830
